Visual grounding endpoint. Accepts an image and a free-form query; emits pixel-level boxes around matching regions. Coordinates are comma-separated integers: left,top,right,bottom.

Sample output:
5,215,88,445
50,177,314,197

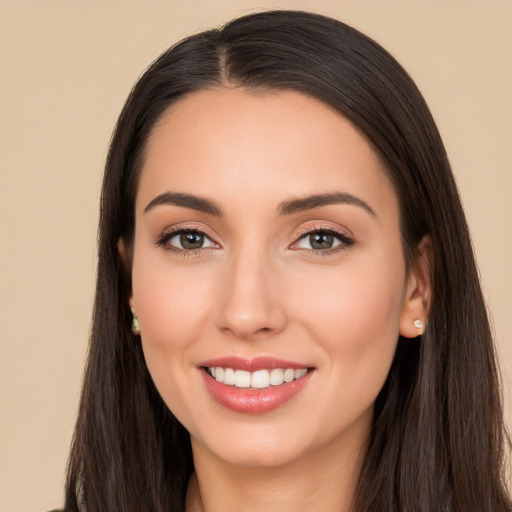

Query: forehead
137,88,397,220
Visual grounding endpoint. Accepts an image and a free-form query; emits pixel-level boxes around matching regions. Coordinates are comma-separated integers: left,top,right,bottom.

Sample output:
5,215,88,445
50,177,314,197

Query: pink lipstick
198,357,314,414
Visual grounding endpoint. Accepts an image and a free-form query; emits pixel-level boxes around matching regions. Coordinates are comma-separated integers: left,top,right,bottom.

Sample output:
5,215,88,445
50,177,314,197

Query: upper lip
198,356,313,372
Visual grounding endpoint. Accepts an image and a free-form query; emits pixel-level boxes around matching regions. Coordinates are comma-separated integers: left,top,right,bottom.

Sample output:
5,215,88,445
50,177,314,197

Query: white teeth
283,368,295,383
215,367,224,382
251,370,270,389
234,370,251,388
269,368,284,385
208,366,308,389
223,367,235,386
295,368,307,379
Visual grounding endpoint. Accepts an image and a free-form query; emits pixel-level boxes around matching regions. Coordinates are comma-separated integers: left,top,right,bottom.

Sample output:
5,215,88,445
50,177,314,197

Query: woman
63,10,510,512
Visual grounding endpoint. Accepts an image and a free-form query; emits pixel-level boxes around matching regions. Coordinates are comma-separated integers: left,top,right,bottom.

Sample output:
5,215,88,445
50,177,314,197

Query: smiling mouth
204,366,311,389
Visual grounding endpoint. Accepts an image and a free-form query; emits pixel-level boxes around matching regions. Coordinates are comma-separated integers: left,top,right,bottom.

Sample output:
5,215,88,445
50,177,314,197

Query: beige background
0,1,511,510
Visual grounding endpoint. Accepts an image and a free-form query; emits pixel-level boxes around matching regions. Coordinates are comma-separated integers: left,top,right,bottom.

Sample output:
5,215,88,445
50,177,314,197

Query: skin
126,88,430,512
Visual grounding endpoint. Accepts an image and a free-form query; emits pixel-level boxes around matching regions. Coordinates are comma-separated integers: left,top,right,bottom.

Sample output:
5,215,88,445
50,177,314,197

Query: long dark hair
65,10,510,512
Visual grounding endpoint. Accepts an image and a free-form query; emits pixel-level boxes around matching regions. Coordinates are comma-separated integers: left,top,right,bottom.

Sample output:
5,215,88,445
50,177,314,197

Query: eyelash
155,225,355,256
291,226,355,255
155,227,218,257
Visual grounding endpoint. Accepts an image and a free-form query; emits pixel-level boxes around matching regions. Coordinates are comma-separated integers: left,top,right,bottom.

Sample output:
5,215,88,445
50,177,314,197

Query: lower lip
200,369,314,414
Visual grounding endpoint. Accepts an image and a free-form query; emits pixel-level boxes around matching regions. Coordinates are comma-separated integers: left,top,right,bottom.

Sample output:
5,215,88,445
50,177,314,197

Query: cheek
293,255,405,388
298,252,404,327
130,255,216,410
132,258,214,349
286,260,405,441
131,260,221,435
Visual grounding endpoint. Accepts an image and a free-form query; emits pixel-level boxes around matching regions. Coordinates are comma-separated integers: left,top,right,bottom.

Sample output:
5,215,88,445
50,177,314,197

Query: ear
399,235,433,338
118,238,136,314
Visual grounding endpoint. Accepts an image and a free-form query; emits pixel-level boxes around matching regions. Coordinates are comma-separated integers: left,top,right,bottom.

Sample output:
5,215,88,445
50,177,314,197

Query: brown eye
179,232,205,250
309,232,336,250
293,229,354,252
163,230,216,251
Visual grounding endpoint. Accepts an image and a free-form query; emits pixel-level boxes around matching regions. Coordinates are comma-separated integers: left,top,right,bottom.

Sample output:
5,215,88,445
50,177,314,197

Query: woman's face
129,88,418,467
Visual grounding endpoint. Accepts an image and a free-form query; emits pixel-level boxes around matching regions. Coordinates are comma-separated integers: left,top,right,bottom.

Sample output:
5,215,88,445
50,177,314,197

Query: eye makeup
290,223,356,255
154,224,220,256
153,221,356,258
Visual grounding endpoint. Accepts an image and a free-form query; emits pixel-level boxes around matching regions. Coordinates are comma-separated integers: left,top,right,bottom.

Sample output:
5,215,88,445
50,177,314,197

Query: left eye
166,230,216,250
294,230,350,251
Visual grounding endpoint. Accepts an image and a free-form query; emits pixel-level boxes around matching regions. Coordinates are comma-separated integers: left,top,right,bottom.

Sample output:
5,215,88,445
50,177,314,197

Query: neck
185,425,368,512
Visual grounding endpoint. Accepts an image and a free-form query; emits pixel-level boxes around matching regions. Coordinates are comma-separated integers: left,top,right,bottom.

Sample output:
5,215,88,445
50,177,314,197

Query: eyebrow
277,192,376,217
143,191,376,218
144,192,223,216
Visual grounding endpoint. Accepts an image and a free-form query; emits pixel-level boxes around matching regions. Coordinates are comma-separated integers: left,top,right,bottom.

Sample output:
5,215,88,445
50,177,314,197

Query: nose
215,250,287,341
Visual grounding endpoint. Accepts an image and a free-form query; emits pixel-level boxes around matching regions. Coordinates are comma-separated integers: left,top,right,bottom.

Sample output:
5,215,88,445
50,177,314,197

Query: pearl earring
413,319,424,335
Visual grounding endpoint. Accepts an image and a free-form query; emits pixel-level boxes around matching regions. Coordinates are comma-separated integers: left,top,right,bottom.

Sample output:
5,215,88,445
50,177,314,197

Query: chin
192,424,310,468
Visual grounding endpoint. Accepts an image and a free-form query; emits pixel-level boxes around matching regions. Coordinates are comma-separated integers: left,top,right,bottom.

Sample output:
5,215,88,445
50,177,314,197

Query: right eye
157,229,217,253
